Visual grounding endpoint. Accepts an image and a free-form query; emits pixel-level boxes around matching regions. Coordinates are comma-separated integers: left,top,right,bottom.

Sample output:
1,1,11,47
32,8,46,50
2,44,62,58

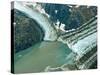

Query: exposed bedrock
13,2,97,70
58,16,97,56
57,16,97,70
13,9,45,52
13,2,58,52
14,2,58,41
44,16,97,71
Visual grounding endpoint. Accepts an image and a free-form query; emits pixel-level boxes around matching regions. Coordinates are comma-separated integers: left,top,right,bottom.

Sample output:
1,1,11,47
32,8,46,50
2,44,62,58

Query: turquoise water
14,41,72,73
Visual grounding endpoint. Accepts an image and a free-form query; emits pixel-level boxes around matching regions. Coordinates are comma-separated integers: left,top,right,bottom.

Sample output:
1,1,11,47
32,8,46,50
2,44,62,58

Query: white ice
14,2,57,41
71,32,97,56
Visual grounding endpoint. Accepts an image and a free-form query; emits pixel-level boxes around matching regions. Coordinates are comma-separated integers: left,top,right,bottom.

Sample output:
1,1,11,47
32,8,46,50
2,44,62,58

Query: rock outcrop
13,2,58,52
57,16,97,70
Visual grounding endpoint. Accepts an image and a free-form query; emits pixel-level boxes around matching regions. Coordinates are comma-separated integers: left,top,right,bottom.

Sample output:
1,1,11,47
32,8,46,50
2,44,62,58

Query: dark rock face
41,4,97,30
42,4,71,28
13,9,45,53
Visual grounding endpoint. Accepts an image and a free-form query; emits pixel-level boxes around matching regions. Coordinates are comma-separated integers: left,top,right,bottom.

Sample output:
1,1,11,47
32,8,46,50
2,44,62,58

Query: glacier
14,2,58,41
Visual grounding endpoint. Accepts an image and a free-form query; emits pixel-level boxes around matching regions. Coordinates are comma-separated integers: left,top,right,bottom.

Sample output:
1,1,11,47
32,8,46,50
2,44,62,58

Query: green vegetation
13,9,45,52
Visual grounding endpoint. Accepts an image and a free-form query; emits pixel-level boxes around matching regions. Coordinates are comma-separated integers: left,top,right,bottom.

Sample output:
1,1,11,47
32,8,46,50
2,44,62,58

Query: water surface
14,41,72,73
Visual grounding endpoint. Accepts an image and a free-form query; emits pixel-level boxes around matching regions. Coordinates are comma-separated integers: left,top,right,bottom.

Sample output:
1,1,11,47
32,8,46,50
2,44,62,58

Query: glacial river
14,41,72,73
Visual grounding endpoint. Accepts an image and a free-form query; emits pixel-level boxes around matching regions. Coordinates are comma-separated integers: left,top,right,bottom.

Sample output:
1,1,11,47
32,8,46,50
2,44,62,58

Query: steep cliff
14,2,58,41
13,9,45,52
13,2,97,72
13,2,58,52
